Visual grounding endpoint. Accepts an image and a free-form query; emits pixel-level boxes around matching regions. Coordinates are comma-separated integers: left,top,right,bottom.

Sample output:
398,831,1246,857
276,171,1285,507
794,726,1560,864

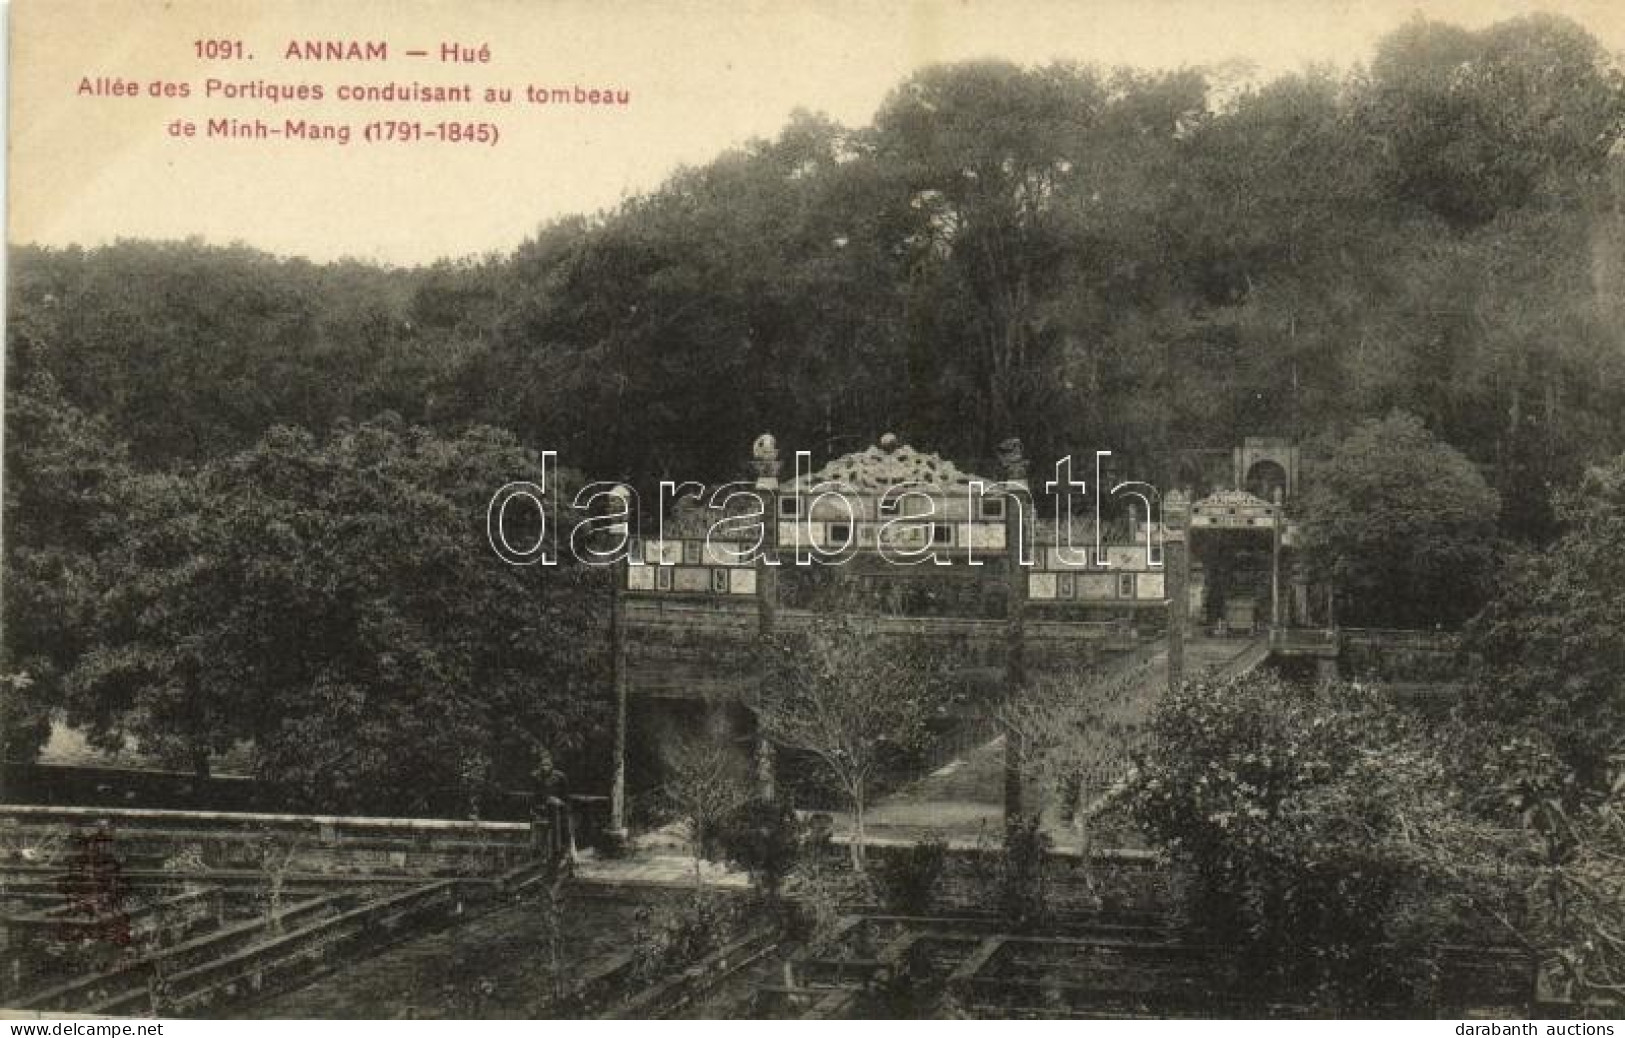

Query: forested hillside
7,13,1625,790
12,16,1625,532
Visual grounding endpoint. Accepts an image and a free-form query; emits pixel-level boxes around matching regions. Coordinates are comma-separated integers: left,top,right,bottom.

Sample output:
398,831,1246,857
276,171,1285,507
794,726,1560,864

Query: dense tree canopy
9,14,1624,508
0,370,130,761
61,418,607,810
1131,672,1534,1012
1299,411,1501,626
1466,453,1625,788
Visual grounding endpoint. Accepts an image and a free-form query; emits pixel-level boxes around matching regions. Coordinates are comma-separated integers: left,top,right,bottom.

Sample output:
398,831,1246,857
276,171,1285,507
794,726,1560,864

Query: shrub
713,798,802,899
999,814,1051,930
628,893,744,982
874,835,948,916
781,861,871,954
1129,670,1524,1011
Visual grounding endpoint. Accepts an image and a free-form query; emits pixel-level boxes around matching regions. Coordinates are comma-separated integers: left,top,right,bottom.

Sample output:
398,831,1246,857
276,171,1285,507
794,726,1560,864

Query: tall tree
1356,14,1625,227
67,417,607,808
1467,453,1625,788
1,367,132,762
753,613,944,869
871,61,1118,451
1131,671,1532,1011
1299,411,1500,626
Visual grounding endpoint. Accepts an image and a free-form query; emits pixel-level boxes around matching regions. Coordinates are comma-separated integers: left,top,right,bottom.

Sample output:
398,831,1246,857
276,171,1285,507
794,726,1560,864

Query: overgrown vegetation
1299,411,1501,626
3,407,609,809
996,815,1052,932
628,893,749,983
1130,660,1625,1013
1129,673,1521,1010
752,613,948,869
874,835,948,916
712,798,804,902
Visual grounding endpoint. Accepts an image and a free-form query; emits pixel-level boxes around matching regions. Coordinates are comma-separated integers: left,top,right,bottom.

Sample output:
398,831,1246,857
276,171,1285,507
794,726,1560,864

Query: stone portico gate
603,434,1191,838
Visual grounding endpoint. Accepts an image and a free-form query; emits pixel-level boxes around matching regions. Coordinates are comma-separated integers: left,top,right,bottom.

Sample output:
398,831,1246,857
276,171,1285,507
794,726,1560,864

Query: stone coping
0,803,530,833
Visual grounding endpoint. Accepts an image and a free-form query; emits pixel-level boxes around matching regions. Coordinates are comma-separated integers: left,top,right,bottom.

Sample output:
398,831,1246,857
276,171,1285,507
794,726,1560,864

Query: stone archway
1244,459,1288,503
1188,489,1282,635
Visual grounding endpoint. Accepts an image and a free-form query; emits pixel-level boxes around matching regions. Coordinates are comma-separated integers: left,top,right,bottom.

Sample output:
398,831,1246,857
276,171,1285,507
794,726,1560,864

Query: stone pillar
1270,487,1283,631
1164,489,1190,694
752,434,782,801
607,485,632,841
1291,557,1311,627
998,437,1029,826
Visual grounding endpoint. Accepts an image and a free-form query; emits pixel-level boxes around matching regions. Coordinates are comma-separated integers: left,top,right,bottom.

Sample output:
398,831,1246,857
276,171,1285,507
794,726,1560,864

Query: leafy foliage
11,14,1625,527
873,834,948,916
1538,770,1625,1004
8,16,1625,873
660,731,754,883
1,371,132,760
998,814,1052,931
1130,671,1530,1011
1452,456,1625,1004
63,417,607,809
1300,411,1501,626
1467,453,1625,787
752,613,947,868
712,798,803,901
1357,14,1625,228
628,892,746,982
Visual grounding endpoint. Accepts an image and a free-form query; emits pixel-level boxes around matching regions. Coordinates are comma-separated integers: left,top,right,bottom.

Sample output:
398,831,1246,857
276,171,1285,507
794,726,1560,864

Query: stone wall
858,843,1181,923
0,805,546,878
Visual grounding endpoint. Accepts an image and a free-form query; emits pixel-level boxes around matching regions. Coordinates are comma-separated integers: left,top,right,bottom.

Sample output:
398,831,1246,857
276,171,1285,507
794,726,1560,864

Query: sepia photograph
3,0,1625,1024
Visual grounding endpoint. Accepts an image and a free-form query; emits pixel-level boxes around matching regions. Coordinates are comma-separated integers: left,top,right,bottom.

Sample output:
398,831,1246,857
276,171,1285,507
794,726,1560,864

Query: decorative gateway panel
1028,572,1058,599
780,436,1007,553
1044,546,1092,570
1137,573,1167,599
1104,546,1155,571
623,438,1039,597
626,537,756,596
1190,489,1278,529
1078,573,1119,600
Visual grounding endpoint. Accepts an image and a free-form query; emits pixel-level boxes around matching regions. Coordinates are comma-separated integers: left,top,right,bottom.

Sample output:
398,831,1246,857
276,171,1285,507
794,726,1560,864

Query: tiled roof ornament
752,433,781,489
788,434,992,493
996,436,1028,483
1194,488,1273,510
605,483,633,538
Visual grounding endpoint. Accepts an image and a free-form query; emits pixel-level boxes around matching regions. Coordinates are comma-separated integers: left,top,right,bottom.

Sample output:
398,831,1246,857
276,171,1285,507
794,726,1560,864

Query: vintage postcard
5,0,1625,1024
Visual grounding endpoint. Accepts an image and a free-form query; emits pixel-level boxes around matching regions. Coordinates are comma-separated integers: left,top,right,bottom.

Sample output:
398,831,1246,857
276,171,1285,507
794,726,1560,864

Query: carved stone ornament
786,435,995,493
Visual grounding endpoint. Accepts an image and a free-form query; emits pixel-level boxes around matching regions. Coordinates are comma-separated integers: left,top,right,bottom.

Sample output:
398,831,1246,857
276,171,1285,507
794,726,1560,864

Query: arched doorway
1245,460,1288,503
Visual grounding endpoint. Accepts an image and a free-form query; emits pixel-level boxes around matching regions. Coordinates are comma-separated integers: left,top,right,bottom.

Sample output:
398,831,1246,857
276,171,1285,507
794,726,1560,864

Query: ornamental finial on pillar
605,483,633,538
996,436,1028,483
1163,487,1189,542
752,433,781,488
